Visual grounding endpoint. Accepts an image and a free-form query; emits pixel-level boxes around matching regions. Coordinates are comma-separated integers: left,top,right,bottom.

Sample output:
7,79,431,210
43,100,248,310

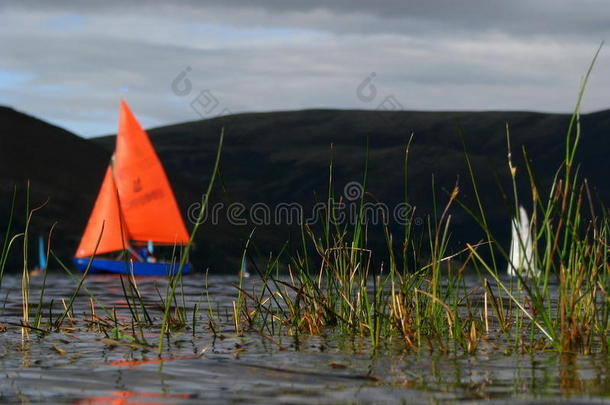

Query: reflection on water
74,391,193,405
0,273,610,404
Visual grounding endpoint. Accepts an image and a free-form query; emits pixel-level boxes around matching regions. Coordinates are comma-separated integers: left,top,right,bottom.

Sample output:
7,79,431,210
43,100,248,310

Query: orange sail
75,166,129,258
113,100,190,244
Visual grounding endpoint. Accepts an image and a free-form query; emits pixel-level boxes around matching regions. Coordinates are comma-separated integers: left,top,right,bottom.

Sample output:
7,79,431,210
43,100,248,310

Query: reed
157,129,224,354
232,46,609,355
236,136,474,352
463,44,605,353
32,223,55,329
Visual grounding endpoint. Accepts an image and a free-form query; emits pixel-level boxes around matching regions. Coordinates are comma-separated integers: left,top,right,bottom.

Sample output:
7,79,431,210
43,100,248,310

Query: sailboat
38,235,47,272
29,235,47,276
507,205,540,278
73,100,192,276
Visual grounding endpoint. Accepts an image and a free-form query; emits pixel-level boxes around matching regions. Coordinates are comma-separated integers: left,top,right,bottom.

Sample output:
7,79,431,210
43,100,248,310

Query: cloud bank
1,1,608,136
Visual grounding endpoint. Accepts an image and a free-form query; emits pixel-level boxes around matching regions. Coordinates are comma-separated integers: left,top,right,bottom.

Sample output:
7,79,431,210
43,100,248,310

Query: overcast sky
1,1,609,137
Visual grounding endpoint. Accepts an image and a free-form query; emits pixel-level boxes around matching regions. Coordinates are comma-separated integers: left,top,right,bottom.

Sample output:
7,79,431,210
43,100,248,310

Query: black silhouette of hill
0,106,111,270
2,105,610,272
93,108,610,271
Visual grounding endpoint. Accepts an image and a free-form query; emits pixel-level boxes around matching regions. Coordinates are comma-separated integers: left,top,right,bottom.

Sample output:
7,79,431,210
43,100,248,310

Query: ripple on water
1,273,610,404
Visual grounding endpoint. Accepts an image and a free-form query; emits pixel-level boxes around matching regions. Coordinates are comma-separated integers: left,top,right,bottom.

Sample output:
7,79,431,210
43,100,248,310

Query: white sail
507,206,540,278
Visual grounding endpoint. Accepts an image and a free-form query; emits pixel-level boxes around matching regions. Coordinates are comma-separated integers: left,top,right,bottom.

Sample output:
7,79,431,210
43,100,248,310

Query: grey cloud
8,0,610,39
0,1,608,136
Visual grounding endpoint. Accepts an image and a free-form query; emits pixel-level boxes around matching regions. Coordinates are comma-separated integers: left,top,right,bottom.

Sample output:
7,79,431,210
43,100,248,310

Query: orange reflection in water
107,355,196,368
74,391,192,405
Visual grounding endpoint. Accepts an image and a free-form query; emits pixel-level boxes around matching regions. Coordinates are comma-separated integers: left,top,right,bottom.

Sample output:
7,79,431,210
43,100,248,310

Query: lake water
1,273,610,404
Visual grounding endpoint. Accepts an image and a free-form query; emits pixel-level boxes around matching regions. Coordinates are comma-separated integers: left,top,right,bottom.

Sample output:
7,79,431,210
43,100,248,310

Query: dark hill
93,108,610,271
0,106,110,268
2,106,609,272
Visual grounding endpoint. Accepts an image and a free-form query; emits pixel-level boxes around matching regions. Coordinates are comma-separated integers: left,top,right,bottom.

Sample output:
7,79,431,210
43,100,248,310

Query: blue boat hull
73,258,191,276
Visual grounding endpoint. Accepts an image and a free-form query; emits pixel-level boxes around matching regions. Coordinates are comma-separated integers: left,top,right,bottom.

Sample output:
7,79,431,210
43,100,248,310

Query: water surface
1,273,609,404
